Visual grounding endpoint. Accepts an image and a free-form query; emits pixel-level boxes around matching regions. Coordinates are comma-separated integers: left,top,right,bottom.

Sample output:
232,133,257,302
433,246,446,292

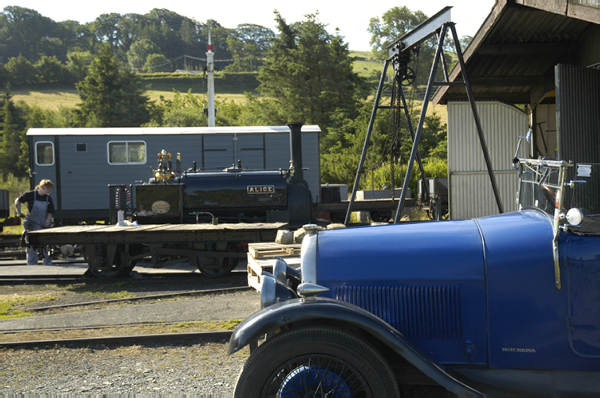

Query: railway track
27,285,252,312
1,285,256,347
0,270,249,285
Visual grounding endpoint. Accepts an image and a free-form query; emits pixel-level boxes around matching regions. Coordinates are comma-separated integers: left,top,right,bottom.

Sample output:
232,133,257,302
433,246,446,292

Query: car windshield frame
517,158,600,236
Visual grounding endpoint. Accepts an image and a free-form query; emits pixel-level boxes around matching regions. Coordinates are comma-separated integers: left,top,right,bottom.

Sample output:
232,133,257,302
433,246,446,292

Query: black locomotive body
130,122,314,227
135,168,301,225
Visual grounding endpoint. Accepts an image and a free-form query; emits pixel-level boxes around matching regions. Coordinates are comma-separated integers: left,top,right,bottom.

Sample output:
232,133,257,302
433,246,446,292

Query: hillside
11,51,447,126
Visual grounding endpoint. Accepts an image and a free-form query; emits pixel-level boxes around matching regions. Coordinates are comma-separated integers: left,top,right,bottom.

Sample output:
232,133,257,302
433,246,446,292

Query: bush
35,56,70,84
365,157,448,195
5,55,38,85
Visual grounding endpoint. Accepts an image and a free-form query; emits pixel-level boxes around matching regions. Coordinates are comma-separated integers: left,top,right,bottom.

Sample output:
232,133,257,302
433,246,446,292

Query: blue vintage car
228,158,600,397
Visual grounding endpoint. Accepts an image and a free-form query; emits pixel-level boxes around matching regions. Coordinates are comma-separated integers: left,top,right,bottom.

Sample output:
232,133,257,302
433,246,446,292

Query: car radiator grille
333,285,461,341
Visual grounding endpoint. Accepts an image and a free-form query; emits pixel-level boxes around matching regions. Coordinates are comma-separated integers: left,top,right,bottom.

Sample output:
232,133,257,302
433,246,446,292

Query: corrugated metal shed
448,102,528,219
433,0,599,219
434,0,600,106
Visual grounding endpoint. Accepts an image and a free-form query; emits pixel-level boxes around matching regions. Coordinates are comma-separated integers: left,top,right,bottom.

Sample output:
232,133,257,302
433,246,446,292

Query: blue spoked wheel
234,326,399,397
276,359,358,397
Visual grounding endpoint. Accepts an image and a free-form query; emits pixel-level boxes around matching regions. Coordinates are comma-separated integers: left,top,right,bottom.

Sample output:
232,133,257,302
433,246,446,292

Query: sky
12,0,496,51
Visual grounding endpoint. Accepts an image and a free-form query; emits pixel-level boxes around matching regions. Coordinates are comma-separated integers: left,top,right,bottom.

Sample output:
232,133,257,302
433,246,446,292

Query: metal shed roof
434,0,600,105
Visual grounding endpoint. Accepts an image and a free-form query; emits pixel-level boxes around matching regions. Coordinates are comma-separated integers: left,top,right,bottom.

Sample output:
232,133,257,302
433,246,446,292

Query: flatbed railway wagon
24,123,411,277
27,222,285,278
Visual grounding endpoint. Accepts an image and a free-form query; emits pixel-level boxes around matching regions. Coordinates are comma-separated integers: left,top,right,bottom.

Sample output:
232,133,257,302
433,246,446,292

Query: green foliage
127,39,160,71
34,55,70,83
321,90,448,192
5,55,38,85
145,89,279,127
18,102,82,128
225,24,275,72
366,157,448,196
368,6,428,60
77,44,150,127
66,51,93,82
231,95,285,126
0,173,29,210
0,6,58,62
0,88,28,177
258,12,367,141
145,89,206,127
143,53,171,73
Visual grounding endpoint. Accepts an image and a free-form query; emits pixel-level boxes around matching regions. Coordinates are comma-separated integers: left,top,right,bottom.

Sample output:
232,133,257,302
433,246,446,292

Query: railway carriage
26,125,321,225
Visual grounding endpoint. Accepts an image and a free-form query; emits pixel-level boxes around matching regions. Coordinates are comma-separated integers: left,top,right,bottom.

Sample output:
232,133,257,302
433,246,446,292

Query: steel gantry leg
345,59,391,225
347,7,504,225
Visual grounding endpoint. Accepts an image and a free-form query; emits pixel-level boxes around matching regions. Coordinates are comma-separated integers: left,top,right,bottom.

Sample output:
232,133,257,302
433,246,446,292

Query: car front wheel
234,325,400,397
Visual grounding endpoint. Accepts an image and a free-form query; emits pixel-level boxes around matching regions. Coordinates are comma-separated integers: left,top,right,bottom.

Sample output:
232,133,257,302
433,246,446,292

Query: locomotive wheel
194,243,239,277
234,325,400,397
84,245,131,278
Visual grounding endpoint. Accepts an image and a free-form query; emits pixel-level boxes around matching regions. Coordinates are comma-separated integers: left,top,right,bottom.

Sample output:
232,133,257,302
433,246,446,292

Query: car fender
228,296,483,397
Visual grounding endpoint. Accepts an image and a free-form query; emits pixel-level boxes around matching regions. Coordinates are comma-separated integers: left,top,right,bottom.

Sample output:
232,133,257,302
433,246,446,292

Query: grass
13,84,254,110
12,86,81,110
0,294,57,320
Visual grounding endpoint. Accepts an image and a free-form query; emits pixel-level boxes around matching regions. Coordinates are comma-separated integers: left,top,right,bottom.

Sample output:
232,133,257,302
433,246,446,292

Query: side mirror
512,129,532,169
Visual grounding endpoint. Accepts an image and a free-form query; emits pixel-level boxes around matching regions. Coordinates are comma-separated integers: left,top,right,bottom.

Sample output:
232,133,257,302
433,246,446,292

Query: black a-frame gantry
345,6,504,225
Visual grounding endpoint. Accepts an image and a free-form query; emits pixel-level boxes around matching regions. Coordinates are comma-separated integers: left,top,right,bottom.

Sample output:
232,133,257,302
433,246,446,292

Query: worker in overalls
15,179,55,265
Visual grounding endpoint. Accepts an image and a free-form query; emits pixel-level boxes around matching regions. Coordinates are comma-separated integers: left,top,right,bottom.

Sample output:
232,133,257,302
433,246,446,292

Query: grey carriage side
26,126,321,225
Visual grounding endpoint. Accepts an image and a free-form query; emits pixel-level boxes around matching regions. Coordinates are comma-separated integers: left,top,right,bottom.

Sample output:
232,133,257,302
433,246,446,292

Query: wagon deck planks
27,223,288,246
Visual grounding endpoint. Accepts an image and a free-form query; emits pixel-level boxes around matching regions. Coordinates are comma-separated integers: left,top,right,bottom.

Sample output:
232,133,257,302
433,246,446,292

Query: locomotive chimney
286,121,313,226
288,122,304,181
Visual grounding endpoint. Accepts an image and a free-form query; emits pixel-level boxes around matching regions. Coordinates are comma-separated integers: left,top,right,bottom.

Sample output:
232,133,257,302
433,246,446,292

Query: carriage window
76,143,87,152
36,142,54,166
108,141,146,165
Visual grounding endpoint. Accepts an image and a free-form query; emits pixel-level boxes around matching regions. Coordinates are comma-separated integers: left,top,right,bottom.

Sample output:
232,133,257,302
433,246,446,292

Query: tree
367,6,428,60
0,88,27,177
367,6,454,85
5,55,38,85
76,44,150,127
258,12,366,137
92,13,123,51
35,55,69,83
143,54,171,72
127,39,160,71
460,35,473,51
0,6,55,61
225,24,274,72
66,51,94,82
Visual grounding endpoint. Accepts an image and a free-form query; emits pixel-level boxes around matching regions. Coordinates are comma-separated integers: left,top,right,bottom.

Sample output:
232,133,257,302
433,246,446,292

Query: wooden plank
247,255,274,292
247,242,302,292
248,242,301,259
27,222,286,246
31,222,287,235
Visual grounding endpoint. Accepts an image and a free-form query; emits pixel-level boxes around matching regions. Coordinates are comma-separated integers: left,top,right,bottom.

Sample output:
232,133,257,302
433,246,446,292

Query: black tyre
234,326,399,397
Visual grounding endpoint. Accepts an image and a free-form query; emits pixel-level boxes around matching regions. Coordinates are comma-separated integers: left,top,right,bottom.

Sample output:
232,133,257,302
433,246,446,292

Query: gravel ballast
0,281,260,396
1,341,249,396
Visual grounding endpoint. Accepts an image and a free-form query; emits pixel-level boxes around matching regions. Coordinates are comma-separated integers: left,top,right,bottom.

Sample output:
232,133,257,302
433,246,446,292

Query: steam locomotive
113,122,314,228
